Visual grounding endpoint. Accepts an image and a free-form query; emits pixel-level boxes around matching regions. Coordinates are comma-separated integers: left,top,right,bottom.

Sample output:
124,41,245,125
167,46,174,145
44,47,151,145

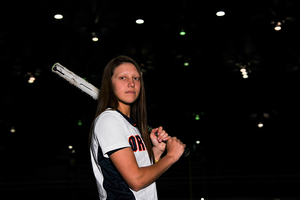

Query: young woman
90,55,186,199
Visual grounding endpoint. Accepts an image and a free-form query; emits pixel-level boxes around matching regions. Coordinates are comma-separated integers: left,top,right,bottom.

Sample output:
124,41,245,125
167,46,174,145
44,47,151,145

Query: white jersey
90,108,158,200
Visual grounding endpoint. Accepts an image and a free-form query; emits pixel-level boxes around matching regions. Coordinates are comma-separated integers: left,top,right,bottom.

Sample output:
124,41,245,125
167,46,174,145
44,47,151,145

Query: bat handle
147,125,190,157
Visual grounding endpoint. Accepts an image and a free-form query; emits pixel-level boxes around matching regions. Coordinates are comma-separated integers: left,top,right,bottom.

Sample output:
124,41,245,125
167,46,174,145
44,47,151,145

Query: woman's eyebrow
116,71,140,76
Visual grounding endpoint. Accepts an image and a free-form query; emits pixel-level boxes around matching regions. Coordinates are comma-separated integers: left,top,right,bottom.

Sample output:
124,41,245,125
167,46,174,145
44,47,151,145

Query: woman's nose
128,78,135,87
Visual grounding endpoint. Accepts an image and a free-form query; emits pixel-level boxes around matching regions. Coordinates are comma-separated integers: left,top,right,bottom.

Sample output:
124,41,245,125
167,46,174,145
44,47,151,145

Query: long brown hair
89,55,154,162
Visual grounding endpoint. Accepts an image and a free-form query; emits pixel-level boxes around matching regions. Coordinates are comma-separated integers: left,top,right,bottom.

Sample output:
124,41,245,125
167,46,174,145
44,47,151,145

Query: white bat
52,63,99,100
51,62,190,157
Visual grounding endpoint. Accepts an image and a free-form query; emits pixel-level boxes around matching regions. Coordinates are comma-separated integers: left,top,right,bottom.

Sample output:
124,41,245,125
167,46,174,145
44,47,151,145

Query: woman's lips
125,91,135,94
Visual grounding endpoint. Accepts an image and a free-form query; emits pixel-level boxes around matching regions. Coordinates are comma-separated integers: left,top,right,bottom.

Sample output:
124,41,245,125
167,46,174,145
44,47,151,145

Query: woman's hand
165,137,186,162
150,126,171,160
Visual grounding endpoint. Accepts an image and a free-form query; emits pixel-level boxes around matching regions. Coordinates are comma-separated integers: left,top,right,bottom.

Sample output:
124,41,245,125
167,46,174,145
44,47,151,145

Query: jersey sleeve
94,112,131,158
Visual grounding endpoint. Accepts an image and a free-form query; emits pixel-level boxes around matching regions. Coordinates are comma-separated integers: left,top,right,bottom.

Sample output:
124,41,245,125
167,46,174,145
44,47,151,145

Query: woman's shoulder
95,108,121,124
93,108,127,135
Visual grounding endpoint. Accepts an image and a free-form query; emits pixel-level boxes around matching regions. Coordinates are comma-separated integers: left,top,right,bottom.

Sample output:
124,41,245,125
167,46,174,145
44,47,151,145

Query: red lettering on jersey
128,136,137,152
128,135,146,152
135,135,146,151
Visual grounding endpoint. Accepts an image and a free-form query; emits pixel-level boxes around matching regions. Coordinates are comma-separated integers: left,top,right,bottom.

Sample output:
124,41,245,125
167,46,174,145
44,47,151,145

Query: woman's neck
117,102,131,117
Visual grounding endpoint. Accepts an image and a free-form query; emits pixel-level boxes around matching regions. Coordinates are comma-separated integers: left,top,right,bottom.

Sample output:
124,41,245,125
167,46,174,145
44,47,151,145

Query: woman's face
111,62,141,106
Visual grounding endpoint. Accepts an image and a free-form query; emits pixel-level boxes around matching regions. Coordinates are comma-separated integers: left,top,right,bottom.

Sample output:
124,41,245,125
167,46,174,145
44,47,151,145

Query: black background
1,0,300,199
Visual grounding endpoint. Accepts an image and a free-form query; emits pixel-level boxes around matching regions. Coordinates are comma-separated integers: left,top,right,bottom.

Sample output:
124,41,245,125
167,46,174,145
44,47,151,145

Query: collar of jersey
115,109,137,127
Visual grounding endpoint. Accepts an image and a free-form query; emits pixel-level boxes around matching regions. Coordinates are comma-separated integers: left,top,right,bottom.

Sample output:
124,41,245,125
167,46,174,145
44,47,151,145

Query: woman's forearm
152,146,164,162
132,155,176,191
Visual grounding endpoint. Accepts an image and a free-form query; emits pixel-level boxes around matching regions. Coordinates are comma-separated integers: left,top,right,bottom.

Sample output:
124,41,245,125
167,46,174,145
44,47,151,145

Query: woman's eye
134,77,140,81
120,77,126,80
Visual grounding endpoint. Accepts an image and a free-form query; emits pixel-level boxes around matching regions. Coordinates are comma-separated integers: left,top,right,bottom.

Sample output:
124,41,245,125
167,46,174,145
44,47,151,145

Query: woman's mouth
125,91,135,94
